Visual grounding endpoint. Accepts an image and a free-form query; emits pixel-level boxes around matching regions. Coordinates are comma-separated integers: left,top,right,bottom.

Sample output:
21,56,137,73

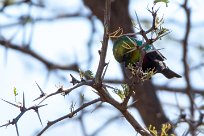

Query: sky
0,0,204,136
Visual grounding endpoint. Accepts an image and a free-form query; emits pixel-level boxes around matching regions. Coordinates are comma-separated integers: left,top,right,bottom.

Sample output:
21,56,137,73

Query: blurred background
0,0,204,135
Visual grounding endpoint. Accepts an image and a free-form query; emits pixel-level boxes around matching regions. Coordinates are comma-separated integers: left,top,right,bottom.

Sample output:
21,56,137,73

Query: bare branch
0,40,79,71
37,98,102,136
0,94,47,136
95,0,111,84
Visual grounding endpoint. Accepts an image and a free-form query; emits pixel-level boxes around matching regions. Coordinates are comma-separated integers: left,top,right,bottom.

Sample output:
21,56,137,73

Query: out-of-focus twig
181,0,194,118
0,40,79,71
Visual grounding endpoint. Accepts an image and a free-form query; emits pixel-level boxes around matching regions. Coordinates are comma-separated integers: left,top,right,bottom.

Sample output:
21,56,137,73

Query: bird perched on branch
113,36,182,79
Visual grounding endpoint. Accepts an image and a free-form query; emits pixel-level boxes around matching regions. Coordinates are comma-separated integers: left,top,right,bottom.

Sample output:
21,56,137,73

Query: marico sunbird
113,36,181,79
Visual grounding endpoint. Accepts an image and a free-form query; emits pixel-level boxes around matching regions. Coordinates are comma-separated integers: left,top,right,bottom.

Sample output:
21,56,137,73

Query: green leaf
84,70,94,80
148,123,175,136
13,87,18,96
149,125,158,136
154,0,169,7
121,84,129,97
79,69,94,80
113,89,125,100
155,16,164,29
113,84,129,101
141,68,156,81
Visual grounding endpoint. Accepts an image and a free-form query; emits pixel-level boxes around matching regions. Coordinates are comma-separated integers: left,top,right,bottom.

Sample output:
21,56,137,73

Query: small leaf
121,84,130,97
84,70,94,80
13,87,18,97
113,84,129,101
157,27,169,36
149,125,158,135
79,69,94,80
113,89,125,100
155,16,164,29
154,0,169,7
149,123,175,136
141,68,156,81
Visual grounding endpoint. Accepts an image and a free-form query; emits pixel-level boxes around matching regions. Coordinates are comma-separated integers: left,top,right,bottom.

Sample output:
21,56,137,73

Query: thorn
33,81,46,101
70,74,80,85
15,123,20,136
135,11,143,30
38,104,48,108
0,98,21,108
33,104,47,126
0,121,10,128
98,50,101,55
35,108,43,126
22,92,25,109
35,81,45,95
103,84,117,90
155,6,160,13
102,61,110,80
20,93,26,112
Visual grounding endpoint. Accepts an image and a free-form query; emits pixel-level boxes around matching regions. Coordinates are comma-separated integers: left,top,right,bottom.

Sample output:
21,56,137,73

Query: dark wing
146,50,166,61
142,50,182,79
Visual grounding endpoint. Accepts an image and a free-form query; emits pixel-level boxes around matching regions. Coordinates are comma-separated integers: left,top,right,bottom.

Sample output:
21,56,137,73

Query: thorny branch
93,0,151,135
0,93,47,136
37,98,101,136
1,0,152,135
37,80,94,105
124,6,170,51
1,0,204,136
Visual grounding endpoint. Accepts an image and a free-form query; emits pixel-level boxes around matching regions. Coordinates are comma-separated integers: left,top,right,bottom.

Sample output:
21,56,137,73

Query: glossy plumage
113,36,182,79
142,51,182,79
113,36,141,64
113,36,150,64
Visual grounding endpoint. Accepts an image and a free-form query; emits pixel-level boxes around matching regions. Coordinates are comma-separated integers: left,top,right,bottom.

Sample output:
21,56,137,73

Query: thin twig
36,98,102,136
181,0,195,124
95,0,111,84
0,40,79,71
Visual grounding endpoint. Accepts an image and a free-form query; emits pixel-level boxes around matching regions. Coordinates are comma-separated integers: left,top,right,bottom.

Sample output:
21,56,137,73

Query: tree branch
0,40,79,71
95,0,111,84
181,0,195,120
37,98,101,136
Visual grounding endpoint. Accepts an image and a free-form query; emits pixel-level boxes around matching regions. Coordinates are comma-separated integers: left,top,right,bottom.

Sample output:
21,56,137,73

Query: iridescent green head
113,36,151,65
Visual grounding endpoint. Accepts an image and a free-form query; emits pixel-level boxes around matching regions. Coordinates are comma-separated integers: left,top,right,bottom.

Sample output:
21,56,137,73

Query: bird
142,50,182,79
113,35,182,79
113,35,150,64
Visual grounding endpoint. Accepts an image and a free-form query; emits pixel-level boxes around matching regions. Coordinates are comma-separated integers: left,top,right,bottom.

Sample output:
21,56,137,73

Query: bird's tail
161,68,182,79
